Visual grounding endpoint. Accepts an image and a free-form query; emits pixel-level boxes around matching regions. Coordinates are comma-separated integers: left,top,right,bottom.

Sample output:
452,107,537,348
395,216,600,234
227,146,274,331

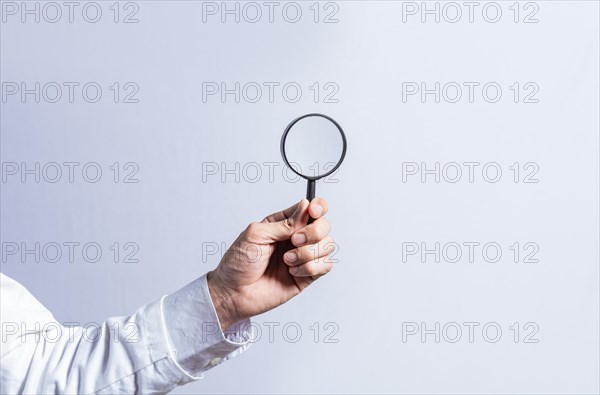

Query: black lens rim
280,113,347,181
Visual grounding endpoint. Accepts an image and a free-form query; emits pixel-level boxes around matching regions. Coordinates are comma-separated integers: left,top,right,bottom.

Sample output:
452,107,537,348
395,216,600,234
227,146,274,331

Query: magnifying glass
280,113,347,224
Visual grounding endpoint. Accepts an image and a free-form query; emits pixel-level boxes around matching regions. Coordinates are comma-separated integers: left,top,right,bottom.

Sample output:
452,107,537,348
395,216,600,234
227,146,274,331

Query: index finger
308,197,329,219
262,199,304,223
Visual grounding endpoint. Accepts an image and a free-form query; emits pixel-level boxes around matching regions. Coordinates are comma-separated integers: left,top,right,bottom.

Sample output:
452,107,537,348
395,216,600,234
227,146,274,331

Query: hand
207,198,335,330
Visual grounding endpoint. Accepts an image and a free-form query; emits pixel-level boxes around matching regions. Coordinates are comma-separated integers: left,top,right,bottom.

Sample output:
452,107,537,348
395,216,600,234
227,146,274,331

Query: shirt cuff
160,274,252,382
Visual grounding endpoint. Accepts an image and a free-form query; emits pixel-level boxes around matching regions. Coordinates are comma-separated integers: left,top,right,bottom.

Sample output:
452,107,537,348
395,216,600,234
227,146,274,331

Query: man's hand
207,198,335,330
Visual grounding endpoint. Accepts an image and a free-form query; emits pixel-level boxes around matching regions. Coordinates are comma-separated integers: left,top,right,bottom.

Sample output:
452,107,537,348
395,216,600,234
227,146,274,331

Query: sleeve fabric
0,273,252,394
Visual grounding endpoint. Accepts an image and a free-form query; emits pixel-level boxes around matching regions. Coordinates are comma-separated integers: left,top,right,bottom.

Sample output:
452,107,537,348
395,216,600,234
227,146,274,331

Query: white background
1,1,599,393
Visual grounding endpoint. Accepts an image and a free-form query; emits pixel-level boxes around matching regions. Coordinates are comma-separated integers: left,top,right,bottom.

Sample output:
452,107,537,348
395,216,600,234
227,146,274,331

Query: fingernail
284,251,297,263
290,266,298,275
312,205,323,217
291,233,306,246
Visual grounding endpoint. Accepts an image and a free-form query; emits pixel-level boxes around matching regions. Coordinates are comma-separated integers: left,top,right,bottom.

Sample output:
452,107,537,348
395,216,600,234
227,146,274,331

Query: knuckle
306,261,320,276
323,258,334,273
246,222,261,236
321,248,333,259
324,219,332,233
312,238,334,258
315,219,330,240
308,228,319,241
323,236,335,249
326,240,338,255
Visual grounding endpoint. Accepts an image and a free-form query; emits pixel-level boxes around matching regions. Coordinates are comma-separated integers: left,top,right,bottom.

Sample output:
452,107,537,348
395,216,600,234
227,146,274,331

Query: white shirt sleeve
0,272,252,394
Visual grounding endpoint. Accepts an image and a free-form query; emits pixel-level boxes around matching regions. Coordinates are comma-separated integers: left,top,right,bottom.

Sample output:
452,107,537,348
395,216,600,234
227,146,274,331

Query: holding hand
207,198,335,329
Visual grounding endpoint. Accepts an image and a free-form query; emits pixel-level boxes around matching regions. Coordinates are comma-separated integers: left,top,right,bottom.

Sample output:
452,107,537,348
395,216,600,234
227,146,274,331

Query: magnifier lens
281,113,347,224
283,116,345,179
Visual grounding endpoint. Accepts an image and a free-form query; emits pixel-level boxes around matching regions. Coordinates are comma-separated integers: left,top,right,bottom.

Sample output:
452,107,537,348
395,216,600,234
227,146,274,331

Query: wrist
207,271,241,330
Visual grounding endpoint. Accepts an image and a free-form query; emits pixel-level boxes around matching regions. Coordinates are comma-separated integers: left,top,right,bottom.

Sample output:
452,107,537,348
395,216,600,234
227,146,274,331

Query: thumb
250,199,309,243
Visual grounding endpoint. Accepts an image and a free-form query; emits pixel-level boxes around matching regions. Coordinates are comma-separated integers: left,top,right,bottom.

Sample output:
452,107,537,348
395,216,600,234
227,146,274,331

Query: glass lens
283,115,344,179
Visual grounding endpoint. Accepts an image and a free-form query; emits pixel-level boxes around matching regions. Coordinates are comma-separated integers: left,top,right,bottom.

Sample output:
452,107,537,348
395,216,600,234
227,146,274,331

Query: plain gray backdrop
1,1,599,393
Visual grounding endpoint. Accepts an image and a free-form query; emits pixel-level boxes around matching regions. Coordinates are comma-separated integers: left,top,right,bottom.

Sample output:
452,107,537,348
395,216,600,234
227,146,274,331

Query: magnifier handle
306,180,316,224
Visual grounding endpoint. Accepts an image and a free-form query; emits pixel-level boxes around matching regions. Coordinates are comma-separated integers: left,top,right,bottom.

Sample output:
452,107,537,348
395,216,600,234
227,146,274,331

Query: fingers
290,217,331,247
248,199,309,243
288,256,333,277
262,201,301,223
264,197,327,223
284,236,335,266
248,197,329,244
308,197,328,220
